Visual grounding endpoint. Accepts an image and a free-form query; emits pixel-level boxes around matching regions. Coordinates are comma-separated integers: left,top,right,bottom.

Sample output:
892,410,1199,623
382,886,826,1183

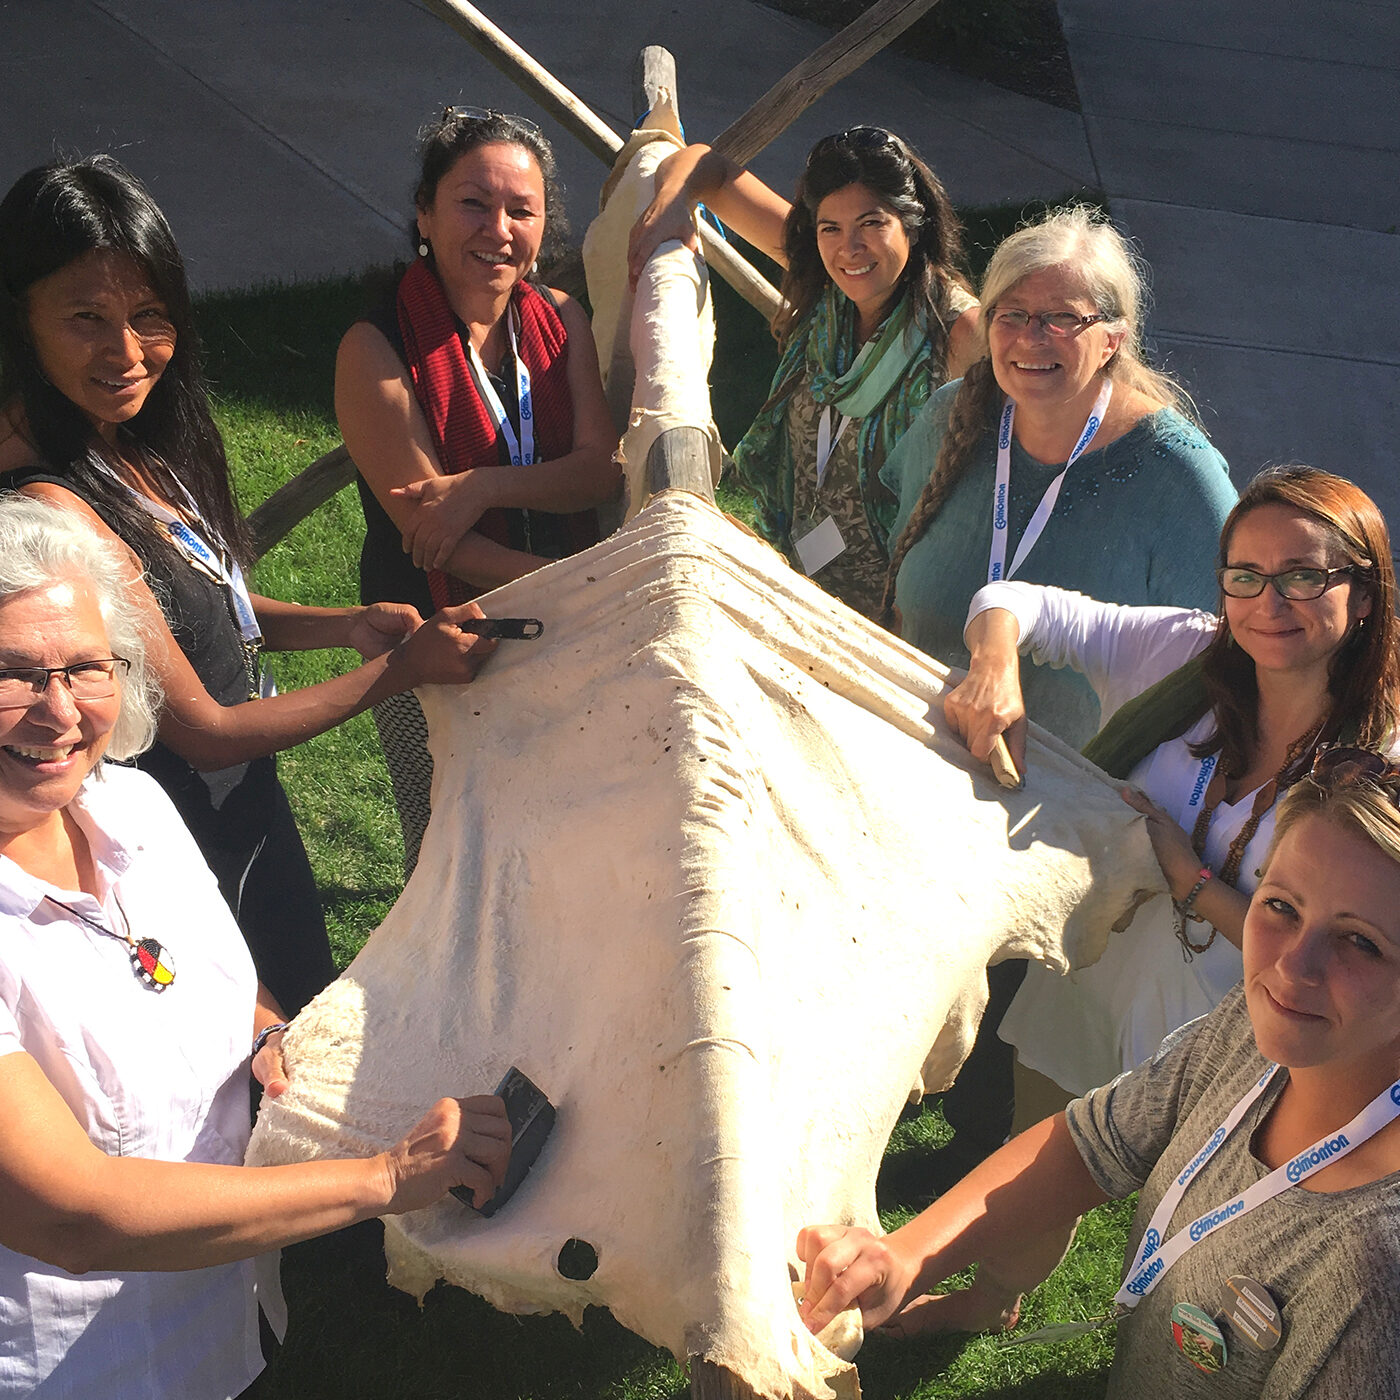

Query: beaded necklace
1180,720,1326,954
44,891,176,992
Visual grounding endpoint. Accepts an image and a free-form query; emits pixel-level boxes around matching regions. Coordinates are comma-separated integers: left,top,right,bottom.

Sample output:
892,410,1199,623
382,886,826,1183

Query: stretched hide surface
247,493,1161,1399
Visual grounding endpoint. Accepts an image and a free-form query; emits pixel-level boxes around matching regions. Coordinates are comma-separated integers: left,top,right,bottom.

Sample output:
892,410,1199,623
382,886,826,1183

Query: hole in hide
557,1238,600,1280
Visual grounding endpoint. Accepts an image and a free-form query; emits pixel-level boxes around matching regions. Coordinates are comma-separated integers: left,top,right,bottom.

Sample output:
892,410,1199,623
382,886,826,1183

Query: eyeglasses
1217,565,1358,600
1309,746,1400,804
989,308,1109,336
0,658,130,709
808,126,900,162
441,105,542,138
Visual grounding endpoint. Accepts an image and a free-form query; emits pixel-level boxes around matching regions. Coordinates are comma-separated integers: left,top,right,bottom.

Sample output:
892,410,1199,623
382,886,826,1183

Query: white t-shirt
0,765,265,1400
965,583,1274,1091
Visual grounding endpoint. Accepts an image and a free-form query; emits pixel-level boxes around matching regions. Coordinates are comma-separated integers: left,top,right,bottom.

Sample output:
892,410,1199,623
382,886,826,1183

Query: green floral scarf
730,285,939,556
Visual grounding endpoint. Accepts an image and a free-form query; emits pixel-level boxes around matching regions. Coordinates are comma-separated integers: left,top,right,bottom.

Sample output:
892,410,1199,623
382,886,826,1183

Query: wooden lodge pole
710,0,943,165
421,0,781,319
421,0,621,164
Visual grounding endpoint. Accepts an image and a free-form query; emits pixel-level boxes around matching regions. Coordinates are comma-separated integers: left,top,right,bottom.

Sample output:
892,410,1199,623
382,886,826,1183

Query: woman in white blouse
944,466,1400,1095
0,496,511,1400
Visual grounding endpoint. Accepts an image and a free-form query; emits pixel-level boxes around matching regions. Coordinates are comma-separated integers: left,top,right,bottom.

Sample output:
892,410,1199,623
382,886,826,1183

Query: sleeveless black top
355,290,580,613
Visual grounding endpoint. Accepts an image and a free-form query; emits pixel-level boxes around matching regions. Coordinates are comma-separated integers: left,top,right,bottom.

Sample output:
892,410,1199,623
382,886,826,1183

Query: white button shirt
0,765,265,1399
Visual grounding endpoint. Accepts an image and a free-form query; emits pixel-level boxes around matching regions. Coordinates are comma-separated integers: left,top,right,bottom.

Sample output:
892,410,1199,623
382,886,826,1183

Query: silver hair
0,493,160,760
979,204,1193,417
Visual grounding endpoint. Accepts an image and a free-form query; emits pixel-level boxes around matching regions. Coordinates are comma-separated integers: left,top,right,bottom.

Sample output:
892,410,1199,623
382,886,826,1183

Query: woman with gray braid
876,206,1235,1192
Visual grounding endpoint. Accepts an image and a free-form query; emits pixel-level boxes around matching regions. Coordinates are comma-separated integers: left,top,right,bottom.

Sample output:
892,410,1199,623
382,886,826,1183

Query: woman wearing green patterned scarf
629,128,979,619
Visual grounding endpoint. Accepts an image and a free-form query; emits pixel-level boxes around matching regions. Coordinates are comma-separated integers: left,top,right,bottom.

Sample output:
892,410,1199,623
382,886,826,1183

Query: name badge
794,515,846,576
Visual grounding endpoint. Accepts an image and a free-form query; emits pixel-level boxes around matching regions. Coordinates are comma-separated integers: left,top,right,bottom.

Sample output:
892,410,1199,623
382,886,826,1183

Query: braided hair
879,205,1190,625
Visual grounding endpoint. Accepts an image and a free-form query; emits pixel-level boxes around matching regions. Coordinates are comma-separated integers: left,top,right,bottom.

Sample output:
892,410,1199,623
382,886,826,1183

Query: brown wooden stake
689,1357,764,1400
711,0,943,166
422,0,622,164
246,445,355,561
646,427,717,506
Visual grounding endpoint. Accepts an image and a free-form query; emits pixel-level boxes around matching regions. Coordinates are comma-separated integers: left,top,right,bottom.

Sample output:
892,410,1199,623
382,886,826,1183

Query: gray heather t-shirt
1066,986,1400,1399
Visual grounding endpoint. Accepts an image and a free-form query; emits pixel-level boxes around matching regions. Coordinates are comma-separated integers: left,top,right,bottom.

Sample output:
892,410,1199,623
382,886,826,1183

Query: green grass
206,200,1124,1398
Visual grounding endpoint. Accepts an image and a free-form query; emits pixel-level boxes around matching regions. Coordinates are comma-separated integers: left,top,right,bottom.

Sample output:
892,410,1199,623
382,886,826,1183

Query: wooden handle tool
990,735,1024,790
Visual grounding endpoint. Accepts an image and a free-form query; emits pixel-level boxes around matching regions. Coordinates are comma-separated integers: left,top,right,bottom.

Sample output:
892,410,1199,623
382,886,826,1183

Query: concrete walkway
0,0,1093,288
1061,0,1400,517
1,0,1396,512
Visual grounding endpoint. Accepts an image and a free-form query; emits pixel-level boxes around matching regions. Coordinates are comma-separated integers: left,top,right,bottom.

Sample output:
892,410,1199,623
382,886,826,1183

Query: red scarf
396,257,592,608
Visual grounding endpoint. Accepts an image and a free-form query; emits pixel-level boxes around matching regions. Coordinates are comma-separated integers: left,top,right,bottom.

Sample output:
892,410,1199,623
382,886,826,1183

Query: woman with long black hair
629,126,980,620
0,154,496,1013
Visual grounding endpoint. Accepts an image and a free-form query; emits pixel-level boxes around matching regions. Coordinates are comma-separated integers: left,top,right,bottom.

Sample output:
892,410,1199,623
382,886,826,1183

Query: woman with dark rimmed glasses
627,125,980,621
944,464,1400,1106
337,106,617,875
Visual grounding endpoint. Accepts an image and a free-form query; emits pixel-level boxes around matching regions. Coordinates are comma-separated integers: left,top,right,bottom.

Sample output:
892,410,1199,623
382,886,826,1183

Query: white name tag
794,515,845,575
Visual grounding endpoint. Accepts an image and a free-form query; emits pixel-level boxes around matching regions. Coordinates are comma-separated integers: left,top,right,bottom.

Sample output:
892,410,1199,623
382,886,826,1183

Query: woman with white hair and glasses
881,205,1236,741
876,206,1236,1187
0,495,511,1400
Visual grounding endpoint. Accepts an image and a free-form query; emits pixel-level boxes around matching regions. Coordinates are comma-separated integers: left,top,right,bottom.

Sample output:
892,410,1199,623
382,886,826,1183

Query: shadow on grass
198,272,392,420
858,1328,1111,1400
247,1221,684,1400
316,883,404,921
247,1221,1109,1400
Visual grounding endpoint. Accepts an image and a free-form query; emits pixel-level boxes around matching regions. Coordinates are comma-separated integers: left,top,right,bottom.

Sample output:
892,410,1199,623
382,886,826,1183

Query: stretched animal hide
247,493,1161,1399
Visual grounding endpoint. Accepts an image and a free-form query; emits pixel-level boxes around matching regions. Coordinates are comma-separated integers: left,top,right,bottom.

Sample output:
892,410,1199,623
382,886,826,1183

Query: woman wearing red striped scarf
337,107,618,876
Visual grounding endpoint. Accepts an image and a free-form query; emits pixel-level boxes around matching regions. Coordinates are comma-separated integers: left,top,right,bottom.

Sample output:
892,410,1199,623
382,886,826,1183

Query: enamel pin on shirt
1172,1302,1228,1373
1220,1275,1282,1350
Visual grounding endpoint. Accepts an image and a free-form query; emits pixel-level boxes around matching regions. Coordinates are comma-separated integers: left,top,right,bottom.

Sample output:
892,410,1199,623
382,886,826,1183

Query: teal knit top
880,380,1237,746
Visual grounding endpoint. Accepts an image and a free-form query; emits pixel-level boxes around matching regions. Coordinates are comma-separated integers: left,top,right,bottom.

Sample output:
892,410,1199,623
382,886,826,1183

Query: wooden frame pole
710,0,943,165
421,0,781,318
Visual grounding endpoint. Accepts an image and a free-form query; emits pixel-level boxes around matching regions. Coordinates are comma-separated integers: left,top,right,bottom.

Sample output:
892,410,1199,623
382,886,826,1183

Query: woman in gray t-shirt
796,771,1400,1399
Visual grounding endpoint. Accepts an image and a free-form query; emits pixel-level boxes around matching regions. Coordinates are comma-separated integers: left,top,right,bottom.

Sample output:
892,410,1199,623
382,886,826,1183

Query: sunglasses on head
440,105,542,138
1309,745,1400,797
808,126,901,163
